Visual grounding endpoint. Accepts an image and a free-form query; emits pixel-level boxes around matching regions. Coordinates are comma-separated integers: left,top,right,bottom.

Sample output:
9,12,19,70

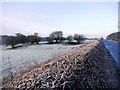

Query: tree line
5,31,85,48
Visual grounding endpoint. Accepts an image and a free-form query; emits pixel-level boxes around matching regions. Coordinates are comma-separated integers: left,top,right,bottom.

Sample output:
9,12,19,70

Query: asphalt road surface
103,40,120,69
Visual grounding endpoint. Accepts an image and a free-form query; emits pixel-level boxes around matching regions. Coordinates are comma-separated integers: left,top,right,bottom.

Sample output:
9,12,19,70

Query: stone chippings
3,41,112,90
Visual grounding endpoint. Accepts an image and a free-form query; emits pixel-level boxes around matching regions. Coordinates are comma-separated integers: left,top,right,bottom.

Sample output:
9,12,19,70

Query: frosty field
1,40,93,78
1,44,81,76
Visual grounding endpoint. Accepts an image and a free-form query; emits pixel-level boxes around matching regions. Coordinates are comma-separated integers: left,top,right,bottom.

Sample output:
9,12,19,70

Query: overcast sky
1,2,118,38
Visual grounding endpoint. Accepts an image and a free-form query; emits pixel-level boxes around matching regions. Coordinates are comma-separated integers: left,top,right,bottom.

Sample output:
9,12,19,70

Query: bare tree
48,35,54,44
6,36,18,48
27,33,41,44
49,31,63,43
16,33,27,44
74,34,85,43
67,35,73,43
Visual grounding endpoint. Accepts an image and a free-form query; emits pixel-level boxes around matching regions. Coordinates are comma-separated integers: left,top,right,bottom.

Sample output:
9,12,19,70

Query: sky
1,2,118,38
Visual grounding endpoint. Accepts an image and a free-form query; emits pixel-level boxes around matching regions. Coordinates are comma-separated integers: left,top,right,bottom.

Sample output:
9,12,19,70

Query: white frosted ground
1,40,94,77
2,44,81,76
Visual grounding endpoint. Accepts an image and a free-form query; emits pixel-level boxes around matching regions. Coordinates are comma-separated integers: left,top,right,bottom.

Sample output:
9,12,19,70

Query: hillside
106,32,120,42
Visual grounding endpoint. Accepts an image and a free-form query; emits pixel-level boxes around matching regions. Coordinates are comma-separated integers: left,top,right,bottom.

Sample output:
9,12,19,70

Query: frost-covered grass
2,44,80,76
1,40,94,78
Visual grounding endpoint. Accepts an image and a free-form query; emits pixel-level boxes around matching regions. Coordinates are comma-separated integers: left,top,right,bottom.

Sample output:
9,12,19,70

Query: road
103,40,120,69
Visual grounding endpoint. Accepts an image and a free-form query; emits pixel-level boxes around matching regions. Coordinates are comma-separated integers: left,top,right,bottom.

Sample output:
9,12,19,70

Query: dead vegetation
2,40,119,90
